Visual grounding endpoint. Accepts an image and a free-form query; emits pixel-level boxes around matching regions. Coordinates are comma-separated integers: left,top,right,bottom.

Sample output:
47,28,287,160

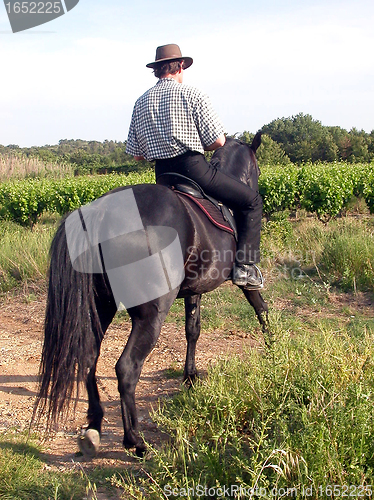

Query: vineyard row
0,162,373,226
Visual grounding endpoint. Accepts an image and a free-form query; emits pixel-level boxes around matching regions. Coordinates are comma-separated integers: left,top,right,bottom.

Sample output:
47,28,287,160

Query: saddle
157,172,238,240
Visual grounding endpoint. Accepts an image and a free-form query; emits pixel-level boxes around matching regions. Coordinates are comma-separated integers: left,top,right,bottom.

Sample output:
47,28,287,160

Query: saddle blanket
175,190,235,236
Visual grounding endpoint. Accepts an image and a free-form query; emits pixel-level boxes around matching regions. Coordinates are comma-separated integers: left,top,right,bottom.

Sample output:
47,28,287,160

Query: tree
327,126,351,160
237,132,291,166
368,131,374,161
263,113,338,163
347,128,370,163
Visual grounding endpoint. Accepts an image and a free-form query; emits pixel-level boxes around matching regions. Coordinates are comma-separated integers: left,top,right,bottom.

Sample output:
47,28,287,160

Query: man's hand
204,134,226,151
134,155,145,161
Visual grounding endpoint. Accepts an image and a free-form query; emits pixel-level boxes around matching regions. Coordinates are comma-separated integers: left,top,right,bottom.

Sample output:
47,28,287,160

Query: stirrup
232,263,264,290
243,264,264,290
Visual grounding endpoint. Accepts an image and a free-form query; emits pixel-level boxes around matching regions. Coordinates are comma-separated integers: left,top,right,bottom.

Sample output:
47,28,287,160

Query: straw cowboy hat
146,44,193,69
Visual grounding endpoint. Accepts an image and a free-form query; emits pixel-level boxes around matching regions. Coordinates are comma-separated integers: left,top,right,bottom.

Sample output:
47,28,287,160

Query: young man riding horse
126,44,263,289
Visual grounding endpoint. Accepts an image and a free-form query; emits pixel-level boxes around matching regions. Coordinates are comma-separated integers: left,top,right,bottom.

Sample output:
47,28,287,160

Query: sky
0,0,373,147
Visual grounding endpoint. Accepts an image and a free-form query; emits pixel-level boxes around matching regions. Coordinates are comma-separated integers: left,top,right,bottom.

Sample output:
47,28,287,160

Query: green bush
0,163,372,225
0,170,155,225
49,175,122,214
363,167,374,213
0,179,52,227
259,162,370,219
299,163,355,220
259,166,299,217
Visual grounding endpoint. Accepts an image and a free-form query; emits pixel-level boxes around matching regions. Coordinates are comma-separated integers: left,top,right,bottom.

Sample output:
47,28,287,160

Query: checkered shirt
126,78,225,161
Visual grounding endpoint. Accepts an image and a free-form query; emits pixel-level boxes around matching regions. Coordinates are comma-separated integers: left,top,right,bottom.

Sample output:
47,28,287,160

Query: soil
0,290,257,475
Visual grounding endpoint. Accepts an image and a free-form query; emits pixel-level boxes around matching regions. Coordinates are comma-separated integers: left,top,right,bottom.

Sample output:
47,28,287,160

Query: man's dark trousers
155,151,262,264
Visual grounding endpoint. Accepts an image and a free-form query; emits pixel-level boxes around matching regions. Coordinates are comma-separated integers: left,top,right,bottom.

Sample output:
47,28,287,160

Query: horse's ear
250,131,262,153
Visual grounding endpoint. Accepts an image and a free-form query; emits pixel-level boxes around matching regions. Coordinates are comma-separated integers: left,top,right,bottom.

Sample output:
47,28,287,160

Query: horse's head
210,132,261,189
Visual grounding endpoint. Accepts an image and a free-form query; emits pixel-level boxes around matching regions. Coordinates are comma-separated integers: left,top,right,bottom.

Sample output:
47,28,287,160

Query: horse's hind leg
116,290,179,456
86,360,103,435
78,357,103,458
79,293,117,457
183,294,201,385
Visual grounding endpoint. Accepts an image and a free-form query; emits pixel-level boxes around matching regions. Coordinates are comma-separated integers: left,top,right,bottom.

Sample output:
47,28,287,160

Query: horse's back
104,183,189,227
104,183,236,295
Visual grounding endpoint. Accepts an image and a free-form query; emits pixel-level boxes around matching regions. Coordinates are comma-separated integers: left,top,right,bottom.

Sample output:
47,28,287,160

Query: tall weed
262,216,374,292
320,219,374,291
0,220,56,292
0,153,74,181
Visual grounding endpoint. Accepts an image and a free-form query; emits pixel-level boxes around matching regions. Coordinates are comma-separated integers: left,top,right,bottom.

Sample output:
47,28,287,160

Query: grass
320,218,374,291
0,431,86,499
0,218,57,293
0,431,127,500
119,322,374,499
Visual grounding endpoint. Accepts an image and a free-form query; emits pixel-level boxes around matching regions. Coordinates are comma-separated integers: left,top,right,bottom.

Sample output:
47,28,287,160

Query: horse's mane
210,137,243,169
210,137,255,184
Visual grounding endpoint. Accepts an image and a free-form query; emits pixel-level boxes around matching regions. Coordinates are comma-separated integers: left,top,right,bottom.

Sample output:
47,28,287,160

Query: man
126,44,263,289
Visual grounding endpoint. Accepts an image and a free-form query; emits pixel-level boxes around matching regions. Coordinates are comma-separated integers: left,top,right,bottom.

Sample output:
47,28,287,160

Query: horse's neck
211,139,251,181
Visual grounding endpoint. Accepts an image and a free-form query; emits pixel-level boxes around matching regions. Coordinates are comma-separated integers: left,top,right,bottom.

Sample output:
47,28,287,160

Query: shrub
121,325,374,497
299,163,355,220
0,170,155,225
0,179,52,227
259,166,299,218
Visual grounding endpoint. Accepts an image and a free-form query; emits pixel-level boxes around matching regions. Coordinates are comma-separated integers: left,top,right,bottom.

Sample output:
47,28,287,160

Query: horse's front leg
183,294,202,385
241,289,271,344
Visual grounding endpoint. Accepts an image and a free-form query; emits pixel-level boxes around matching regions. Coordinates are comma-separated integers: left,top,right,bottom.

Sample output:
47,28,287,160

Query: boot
232,263,263,290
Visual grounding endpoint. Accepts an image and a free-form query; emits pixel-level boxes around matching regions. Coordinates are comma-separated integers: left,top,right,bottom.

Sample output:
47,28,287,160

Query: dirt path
0,292,256,472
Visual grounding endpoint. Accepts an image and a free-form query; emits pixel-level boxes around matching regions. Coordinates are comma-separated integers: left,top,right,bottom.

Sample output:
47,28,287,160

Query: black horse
34,135,269,457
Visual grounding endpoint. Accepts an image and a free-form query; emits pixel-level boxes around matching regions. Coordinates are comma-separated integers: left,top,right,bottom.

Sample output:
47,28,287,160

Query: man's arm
126,104,146,160
204,134,226,151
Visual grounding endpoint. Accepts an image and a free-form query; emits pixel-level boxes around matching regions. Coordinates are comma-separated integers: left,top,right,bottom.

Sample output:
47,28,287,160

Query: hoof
78,428,100,458
183,373,198,388
123,434,147,457
135,442,147,457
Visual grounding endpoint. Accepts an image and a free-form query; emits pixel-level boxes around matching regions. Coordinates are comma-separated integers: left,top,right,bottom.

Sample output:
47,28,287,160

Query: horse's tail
33,217,103,430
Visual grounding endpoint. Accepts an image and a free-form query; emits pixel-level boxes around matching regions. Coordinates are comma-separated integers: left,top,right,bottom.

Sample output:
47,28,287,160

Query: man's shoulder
135,84,157,104
156,78,204,97
178,82,205,99
134,80,206,106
